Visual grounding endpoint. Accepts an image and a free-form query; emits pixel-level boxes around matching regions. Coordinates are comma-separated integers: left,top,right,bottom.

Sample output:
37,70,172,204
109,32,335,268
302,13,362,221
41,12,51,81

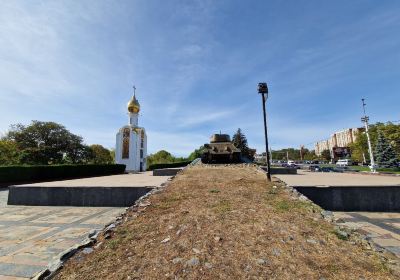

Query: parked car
309,165,320,172
336,159,352,167
285,160,300,169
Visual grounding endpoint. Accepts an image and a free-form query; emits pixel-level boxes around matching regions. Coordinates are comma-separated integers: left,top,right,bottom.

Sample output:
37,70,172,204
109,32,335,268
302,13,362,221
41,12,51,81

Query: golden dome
127,94,140,113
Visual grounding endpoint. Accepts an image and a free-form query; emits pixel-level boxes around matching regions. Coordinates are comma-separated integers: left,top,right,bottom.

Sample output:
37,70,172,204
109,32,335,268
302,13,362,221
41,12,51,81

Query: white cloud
176,109,236,128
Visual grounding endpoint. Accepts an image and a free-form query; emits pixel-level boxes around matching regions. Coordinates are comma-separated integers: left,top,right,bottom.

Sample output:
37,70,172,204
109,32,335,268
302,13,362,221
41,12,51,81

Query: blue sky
1,1,399,156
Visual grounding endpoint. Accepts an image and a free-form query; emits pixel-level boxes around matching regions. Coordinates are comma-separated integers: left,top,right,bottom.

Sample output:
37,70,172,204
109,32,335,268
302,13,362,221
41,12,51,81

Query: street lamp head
258,82,268,94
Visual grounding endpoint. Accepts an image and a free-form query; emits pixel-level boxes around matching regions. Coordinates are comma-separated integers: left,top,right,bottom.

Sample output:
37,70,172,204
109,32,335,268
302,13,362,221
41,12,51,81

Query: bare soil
55,165,398,280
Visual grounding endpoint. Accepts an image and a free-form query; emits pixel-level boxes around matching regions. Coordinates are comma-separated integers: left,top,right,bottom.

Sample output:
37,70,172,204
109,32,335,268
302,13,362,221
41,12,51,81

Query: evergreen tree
232,128,253,160
375,131,399,168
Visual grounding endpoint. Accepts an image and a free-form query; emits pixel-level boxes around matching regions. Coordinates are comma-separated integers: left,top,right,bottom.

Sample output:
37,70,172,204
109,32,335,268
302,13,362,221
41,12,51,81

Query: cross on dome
127,86,140,113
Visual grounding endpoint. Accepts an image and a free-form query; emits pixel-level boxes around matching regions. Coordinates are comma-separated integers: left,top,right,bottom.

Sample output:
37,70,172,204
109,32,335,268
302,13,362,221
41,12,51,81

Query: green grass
349,165,370,172
377,167,400,174
274,200,311,212
332,229,349,241
349,166,400,174
108,239,119,249
209,189,220,193
212,199,232,214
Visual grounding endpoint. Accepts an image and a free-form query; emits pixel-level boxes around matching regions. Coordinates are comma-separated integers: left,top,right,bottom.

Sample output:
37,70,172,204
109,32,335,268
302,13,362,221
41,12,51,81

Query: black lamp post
258,82,271,181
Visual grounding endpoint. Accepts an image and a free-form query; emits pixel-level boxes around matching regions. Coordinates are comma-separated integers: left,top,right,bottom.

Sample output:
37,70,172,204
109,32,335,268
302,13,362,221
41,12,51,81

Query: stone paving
275,169,400,186
0,172,171,279
274,171,400,259
0,190,125,279
334,212,400,257
0,189,124,279
17,171,168,188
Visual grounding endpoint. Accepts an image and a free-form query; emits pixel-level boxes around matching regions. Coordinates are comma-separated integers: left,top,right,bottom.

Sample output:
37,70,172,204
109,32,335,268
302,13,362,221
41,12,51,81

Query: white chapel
115,88,147,172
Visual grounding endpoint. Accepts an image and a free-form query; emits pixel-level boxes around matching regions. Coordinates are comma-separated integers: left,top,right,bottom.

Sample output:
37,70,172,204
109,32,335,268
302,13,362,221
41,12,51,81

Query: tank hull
201,151,241,164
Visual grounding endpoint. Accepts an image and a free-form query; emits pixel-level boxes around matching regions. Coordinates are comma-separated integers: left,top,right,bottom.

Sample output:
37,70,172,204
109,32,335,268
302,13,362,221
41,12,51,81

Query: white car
336,159,352,167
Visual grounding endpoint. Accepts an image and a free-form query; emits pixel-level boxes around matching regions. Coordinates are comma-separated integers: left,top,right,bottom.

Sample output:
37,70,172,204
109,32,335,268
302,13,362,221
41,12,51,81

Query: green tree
271,148,314,161
89,144,113,164
349,122,400,163
146,150,188,166
0,140,19,165
303,149,317,160
232,128,253,161
109,148,116,163
378,122,400,158
349,132,369,163
321,149,331,161
146,150,175,166
375,131,399,168
188,146,205,161
5,121,90,164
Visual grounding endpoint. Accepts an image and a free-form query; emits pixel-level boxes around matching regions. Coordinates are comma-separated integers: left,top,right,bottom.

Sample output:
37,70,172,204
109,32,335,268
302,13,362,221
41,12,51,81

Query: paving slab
335,211,400,257
275,170,400,187
16,172,167,188
0,194,125,278
0,172,171,278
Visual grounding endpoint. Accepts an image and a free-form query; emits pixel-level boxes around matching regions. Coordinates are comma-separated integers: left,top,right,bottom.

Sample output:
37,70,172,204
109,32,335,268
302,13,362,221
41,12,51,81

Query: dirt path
55,165,398,279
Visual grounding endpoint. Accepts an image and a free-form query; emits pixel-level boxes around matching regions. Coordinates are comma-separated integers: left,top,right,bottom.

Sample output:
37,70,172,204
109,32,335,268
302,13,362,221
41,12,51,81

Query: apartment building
314,127,364,156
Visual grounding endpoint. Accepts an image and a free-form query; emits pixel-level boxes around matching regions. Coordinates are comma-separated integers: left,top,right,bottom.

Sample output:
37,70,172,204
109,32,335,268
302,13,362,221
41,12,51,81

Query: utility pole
258,83,271,181
300,145,304,161
361,98,376,172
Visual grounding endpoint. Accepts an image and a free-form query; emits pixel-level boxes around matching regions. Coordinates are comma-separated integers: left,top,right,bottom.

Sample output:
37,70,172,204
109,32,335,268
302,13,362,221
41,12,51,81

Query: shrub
147,161,192,171
0,164,126,183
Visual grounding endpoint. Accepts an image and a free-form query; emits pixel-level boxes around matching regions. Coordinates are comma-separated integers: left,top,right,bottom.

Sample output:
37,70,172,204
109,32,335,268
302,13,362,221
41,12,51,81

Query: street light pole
361,98,376,172
258,82,271,181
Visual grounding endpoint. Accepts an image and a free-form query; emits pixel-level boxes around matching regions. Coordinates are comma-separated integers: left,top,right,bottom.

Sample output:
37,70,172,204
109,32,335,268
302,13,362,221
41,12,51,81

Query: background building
315,127,364,157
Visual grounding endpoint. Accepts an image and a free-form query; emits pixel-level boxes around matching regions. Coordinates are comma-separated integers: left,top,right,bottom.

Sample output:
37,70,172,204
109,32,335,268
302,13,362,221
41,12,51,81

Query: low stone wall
295,186,400,212
260,167,297,175
153,168,183,176
8,186,152,207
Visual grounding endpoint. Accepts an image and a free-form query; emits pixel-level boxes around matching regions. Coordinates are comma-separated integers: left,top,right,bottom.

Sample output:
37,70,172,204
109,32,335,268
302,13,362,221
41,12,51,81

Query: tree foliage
350,122,400,163
146,150,187,167
271,148,316,161
375,131,399,168
188,146,205,161
321,149,332,161
89,144,113,164
0,140,19,165
4,121,92,165
232,128,254,161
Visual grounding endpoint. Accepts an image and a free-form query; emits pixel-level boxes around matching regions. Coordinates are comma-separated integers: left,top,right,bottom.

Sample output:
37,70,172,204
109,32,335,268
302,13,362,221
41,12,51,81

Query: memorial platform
7,172,170,207
275,170,400,211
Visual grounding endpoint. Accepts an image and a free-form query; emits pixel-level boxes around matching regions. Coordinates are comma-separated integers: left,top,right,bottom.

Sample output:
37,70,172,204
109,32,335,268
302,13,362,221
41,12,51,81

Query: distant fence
0,164,126,184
